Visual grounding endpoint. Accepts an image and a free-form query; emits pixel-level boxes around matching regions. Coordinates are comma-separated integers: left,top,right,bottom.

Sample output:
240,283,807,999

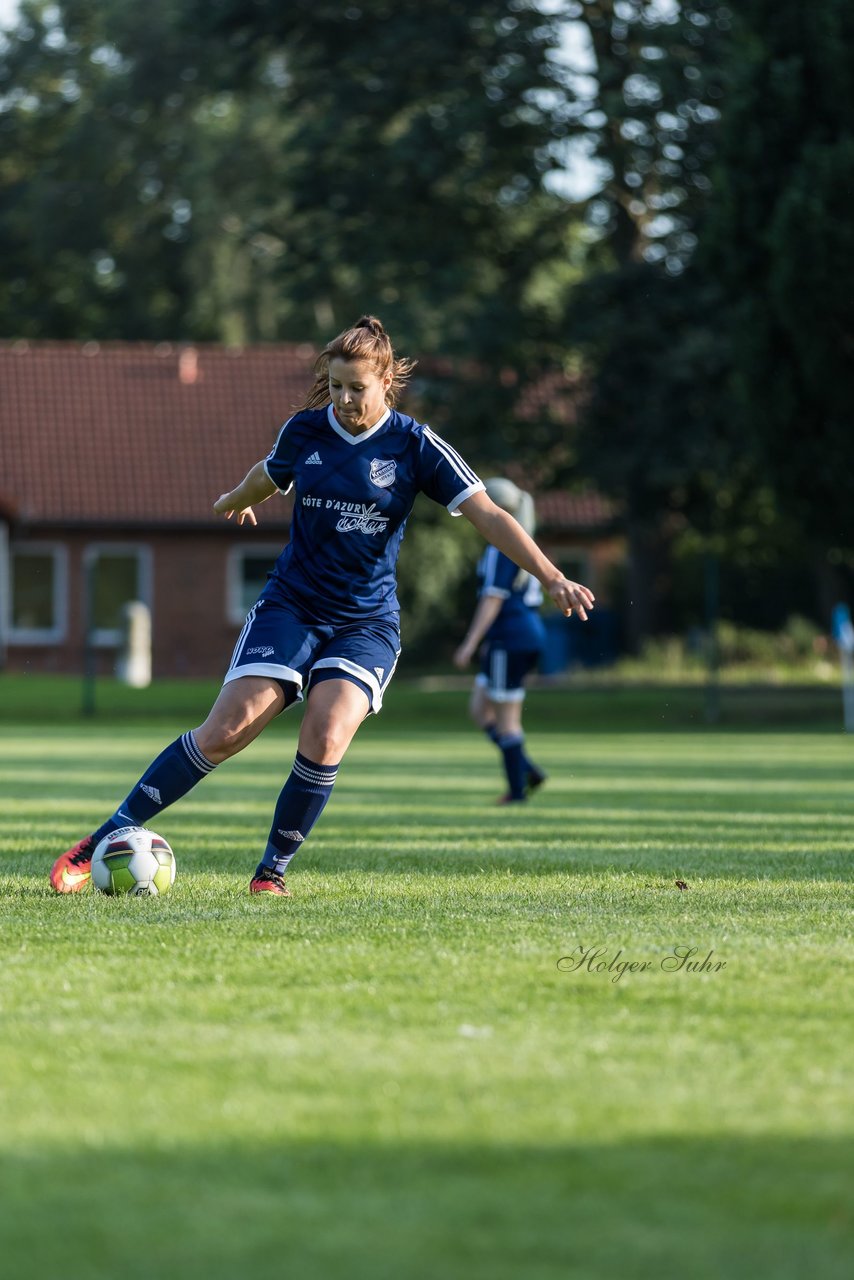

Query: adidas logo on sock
278,830,304,841
306,451,322,465
140,784,162,805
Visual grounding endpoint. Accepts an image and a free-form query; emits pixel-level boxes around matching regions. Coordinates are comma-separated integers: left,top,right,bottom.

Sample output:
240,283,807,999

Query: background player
453,478,549,803
51,317,594,896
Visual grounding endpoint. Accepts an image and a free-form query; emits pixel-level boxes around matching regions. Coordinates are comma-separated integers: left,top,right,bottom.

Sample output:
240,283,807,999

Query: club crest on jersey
369,458,397,489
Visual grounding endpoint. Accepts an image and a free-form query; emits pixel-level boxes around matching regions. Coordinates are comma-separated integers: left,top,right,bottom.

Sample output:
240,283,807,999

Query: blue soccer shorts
223,596,401,714
475,645,541,703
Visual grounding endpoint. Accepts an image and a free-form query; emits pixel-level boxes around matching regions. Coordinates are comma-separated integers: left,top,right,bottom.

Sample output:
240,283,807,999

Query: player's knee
194,720,250,763
300,718,353,764
494,706,520,735
302,728,343,763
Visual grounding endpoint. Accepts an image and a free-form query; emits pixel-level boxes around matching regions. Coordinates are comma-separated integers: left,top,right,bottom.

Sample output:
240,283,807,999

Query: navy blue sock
258,751,339,878
497,732,527,800
489,724,540,780
488,723,541,787
486,722,539,775
525,753,546,783
90,731,216,845
520,743,542,778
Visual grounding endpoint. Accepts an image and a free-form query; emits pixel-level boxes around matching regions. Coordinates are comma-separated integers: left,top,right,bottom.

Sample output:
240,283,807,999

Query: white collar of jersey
327,404,391,443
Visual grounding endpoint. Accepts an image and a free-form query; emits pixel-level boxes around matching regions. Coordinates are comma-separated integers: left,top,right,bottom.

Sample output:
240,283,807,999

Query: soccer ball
91,826,176,897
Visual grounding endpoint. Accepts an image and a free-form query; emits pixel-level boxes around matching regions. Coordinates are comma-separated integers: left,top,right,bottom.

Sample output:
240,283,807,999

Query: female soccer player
453,478,550,803
51,317,594,896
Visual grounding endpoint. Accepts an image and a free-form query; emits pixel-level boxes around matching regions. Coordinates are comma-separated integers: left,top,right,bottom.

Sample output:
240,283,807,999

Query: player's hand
213,493,257,526
453,643,474,669
548,576,595,620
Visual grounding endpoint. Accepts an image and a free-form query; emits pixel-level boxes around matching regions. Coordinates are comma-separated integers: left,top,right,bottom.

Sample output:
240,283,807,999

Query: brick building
0,341,622,678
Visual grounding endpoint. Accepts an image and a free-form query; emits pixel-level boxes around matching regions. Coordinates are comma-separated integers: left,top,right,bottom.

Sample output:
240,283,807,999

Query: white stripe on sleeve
265,415,295,462
482,545,500,590
447,480,486,515
263,417,296,493
422,426,481,486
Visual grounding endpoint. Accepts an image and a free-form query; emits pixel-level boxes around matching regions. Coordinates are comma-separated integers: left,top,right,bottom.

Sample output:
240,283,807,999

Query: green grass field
0,686,851,1279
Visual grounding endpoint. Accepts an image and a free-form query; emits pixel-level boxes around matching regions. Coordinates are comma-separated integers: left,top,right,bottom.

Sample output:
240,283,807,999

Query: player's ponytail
484,477,537,589
515,489,536,538
295,315,416,411
484,478,537,536
353,314,386,337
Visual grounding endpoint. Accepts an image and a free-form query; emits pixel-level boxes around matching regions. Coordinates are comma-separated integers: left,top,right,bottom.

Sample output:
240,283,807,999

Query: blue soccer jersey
478,544,546,652
262,405,484,625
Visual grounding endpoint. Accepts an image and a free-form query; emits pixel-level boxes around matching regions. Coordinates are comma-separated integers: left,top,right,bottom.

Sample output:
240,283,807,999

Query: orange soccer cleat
250,868,292,897
50,836,95,894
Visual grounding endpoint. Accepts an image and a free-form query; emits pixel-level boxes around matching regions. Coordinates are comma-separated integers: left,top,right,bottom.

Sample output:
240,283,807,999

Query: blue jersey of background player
454,478,551,804
52,317,595,898
475,543,547,655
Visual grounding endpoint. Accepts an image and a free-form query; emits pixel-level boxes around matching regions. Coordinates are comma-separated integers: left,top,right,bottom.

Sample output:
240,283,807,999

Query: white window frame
4,540,69,645
83,542,153,647
226,544,281,625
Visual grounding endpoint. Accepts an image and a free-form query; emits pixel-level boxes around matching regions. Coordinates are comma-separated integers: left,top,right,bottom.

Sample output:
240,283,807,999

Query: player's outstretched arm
458,491,595,620
213,460,278,526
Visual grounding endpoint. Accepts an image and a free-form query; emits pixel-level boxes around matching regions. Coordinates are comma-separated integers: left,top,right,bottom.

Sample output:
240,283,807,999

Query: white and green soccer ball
91,826,176,897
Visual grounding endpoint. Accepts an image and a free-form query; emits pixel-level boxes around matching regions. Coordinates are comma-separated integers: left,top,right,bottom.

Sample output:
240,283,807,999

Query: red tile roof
1,341,315,528
536,488,617,531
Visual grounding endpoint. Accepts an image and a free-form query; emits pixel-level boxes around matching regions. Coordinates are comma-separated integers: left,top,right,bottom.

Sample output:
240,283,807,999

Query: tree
544,2,738,643
549,0,730,273
0,3,175,337
701,0,854,557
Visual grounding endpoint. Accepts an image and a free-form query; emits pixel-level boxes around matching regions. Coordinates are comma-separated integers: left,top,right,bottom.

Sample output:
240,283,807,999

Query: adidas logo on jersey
306,451,323,465
140,784,162,805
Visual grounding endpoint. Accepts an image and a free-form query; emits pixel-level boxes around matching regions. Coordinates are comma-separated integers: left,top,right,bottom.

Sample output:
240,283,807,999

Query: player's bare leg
493,698,523,738
298,678,370,762
194,676,286,762
468,683,494,731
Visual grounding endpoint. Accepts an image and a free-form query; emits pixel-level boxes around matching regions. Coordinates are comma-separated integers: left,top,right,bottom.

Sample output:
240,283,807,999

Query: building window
83,545,152,645
6,543,68,644
227,546,280,624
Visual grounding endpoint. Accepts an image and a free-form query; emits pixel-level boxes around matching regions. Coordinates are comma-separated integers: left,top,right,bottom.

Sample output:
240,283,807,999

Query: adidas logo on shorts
306,451,322,465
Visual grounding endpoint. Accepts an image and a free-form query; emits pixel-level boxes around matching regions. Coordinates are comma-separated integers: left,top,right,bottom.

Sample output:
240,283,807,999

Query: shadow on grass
0,1135,848,1280
0,676,845,730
